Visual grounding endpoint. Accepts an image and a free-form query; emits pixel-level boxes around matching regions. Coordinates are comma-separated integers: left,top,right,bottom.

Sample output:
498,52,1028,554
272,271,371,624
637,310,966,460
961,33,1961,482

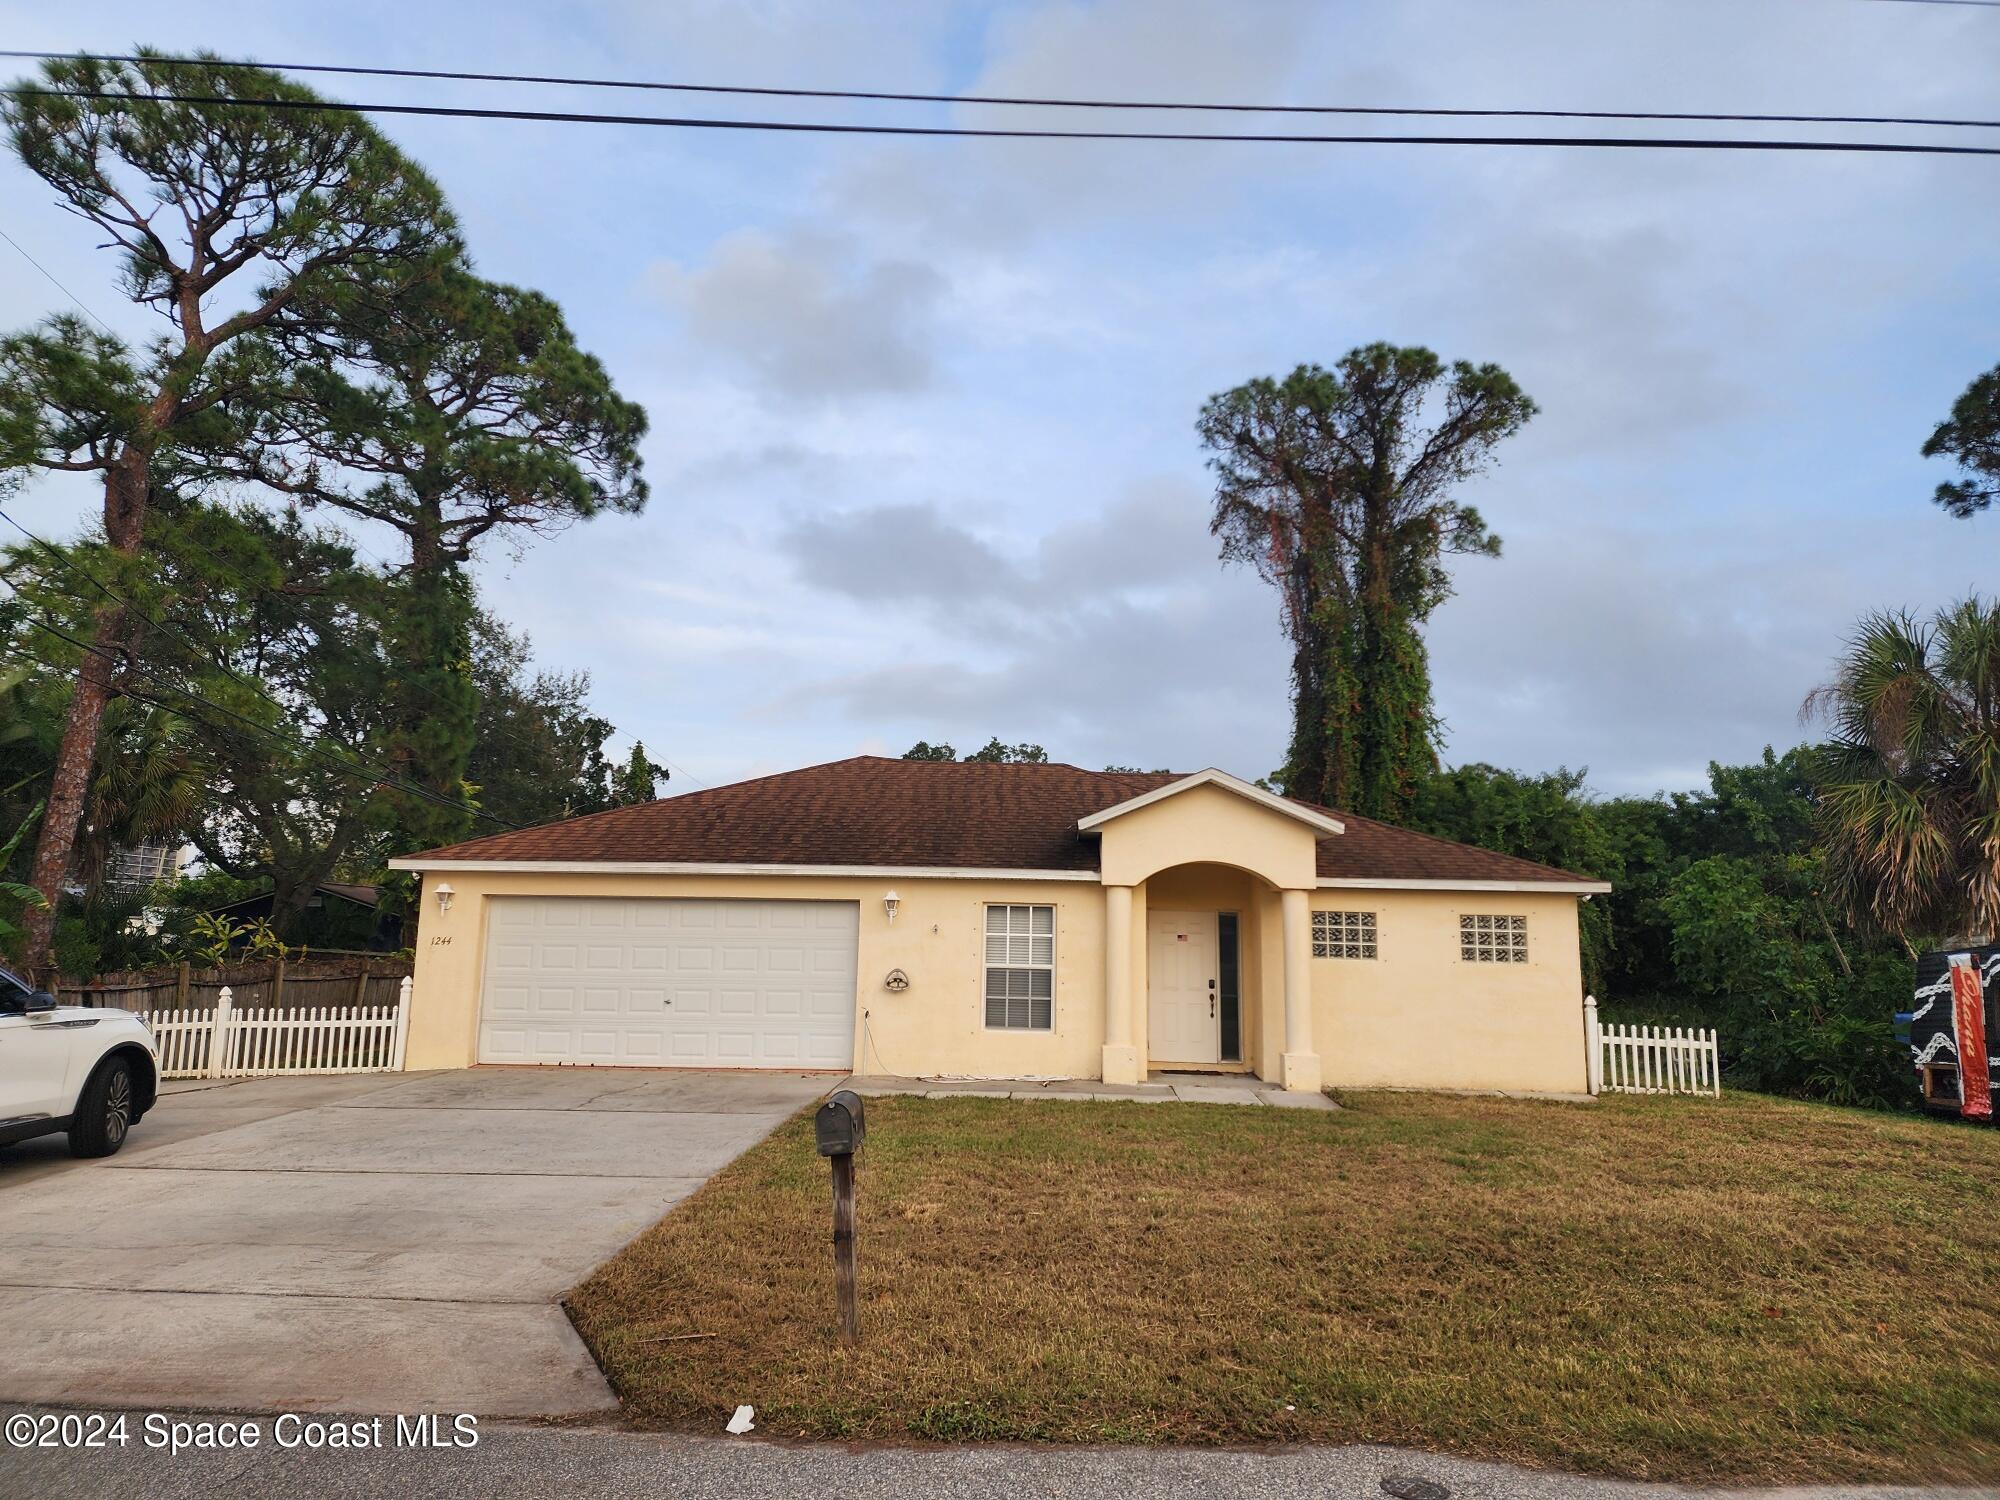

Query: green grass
567,1090,2000,1483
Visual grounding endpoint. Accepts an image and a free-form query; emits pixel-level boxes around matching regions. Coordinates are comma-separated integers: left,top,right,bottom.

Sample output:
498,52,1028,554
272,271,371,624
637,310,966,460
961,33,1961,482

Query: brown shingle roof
405,756,1600,887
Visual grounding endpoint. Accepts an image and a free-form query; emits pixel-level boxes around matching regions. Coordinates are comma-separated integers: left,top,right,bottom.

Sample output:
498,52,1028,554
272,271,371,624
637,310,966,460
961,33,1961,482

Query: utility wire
8,47,2000,131
0,224,118,334
10,85,2000,156
0,226,399,580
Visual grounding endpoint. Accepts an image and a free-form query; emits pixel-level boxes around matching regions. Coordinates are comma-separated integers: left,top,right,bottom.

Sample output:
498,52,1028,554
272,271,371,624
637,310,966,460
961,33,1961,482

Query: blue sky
3,0,1998,799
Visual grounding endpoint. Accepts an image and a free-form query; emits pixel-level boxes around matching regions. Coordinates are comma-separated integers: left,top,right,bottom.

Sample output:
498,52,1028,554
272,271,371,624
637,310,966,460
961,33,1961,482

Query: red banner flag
1949,955,1992,1121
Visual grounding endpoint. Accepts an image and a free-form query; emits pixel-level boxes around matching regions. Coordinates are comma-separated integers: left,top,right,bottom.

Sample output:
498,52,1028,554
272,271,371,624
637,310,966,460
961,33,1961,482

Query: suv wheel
68,1058,133,1158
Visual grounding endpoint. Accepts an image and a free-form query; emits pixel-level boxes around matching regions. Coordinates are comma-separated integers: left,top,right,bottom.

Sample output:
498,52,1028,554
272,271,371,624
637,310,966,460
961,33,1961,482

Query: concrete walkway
0,1414,1987,1500
845,1072,1340,1109
0,1068,829,1417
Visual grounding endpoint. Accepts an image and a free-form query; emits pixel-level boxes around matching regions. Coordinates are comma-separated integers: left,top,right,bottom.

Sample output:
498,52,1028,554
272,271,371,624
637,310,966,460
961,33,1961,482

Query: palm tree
0,803,49,952
1805,598,2000,944
76,701,205,899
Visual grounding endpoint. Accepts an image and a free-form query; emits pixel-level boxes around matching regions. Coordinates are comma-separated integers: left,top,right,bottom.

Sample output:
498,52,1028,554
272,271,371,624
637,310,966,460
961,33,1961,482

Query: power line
0,209,403,579
7,47,2000,131
10,85,2000,156
0,224,118,334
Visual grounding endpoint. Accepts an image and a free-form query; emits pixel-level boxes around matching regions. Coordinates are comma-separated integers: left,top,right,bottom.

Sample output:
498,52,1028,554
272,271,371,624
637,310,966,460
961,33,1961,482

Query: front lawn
567,1090,2000,1483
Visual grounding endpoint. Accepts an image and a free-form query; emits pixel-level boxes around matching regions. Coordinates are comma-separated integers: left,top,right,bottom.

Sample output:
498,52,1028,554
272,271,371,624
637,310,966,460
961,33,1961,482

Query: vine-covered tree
0,52,456,968
226,264,648,854
1198,345,1535,819
1923,365,2000,517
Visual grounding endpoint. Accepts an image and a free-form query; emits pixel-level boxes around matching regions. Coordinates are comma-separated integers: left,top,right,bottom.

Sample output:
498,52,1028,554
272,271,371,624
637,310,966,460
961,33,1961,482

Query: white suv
0,963,159,1158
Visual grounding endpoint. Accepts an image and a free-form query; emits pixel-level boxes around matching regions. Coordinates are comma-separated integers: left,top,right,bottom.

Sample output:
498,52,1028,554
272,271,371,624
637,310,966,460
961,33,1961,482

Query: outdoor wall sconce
883,890,900,924
434,881,455,915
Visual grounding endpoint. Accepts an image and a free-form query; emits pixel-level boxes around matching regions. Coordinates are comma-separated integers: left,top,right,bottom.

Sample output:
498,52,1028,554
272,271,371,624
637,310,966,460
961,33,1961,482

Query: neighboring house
391,757,1610,1093
208,882,404,951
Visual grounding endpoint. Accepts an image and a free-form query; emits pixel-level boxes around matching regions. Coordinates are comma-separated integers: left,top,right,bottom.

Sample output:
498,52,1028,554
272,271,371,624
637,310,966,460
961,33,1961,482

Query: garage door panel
478,897,857,1069
486,983,531,1017
532,986,578,1016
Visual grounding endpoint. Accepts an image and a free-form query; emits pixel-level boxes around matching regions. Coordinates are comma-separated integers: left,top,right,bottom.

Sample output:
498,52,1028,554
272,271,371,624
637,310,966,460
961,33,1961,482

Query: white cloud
648,228,947,400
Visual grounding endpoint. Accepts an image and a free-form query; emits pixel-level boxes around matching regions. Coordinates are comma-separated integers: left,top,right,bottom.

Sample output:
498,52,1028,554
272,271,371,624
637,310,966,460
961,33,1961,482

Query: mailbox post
814,1089,866,1344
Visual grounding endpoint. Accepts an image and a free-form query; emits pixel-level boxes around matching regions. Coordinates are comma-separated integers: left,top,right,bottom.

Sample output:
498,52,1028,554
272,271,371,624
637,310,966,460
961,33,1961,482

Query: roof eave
1316,876,1612,894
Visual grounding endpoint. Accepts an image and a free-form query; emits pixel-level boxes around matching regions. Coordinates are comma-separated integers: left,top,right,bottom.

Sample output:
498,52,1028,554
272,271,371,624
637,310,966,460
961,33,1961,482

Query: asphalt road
1,1413,1989,1500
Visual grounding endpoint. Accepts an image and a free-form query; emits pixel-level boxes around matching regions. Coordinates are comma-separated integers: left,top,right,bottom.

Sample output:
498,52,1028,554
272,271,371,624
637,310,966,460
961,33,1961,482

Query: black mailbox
815,1089,866,1157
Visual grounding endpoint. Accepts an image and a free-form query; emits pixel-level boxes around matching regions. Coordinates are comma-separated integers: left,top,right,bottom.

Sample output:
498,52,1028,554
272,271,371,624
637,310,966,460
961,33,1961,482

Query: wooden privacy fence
58,954,412,1017
137,978,412,1080
1584,996,1720,1097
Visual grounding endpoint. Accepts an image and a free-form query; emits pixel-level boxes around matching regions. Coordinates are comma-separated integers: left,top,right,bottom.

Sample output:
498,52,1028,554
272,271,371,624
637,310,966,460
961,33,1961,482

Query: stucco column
1101,883,1141,1086
1279,886,1322,1093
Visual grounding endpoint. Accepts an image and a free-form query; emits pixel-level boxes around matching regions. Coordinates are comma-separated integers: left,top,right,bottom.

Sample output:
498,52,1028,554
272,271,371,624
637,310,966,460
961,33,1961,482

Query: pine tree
0,52,456,969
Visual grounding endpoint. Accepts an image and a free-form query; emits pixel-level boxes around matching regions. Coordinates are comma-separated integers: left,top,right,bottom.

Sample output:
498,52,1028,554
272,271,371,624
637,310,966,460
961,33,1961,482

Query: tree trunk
21,454,149,976
379,516,477,857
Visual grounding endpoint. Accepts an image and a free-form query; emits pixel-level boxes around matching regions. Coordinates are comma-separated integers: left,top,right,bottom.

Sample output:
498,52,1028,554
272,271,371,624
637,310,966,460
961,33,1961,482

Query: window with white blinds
985,904,1055,1030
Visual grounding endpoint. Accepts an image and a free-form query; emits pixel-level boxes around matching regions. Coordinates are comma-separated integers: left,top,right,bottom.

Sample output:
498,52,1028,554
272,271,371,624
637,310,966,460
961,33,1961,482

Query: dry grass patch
567,1091,2000,1482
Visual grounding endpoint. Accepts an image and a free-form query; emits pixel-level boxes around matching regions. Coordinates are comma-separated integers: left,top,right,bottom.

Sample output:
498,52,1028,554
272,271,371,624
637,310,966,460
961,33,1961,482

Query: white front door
1147,910,1219,1065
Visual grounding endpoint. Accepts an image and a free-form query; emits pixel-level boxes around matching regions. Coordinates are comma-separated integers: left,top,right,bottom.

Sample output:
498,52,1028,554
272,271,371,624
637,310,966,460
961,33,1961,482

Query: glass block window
1460,913,1528,963
985,904,1055,1029
1312,910,1377,959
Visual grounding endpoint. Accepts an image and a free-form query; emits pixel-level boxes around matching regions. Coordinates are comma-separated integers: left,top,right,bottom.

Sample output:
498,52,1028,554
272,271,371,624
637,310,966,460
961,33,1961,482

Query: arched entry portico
1081,771,1336,1091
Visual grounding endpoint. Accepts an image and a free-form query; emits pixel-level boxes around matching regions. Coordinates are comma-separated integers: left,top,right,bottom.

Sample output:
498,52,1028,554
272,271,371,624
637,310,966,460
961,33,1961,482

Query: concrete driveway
0,1068,829,1416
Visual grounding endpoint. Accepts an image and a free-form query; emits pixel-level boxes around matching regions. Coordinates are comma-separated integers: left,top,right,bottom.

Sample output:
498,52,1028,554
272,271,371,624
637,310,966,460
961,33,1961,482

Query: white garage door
477,897,858,1068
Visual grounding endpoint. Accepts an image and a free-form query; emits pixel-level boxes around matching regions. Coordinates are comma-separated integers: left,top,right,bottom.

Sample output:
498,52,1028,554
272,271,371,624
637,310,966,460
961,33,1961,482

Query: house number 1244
430,935,453,947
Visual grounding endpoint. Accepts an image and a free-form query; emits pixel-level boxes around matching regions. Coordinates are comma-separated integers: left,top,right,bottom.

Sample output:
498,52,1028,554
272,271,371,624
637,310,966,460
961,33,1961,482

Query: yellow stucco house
390,757,1609,1093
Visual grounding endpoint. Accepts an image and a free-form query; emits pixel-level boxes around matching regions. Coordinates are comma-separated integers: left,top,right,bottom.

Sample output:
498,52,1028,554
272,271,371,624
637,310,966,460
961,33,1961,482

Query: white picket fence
1584,996,1720,1097
136,977,412,1080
